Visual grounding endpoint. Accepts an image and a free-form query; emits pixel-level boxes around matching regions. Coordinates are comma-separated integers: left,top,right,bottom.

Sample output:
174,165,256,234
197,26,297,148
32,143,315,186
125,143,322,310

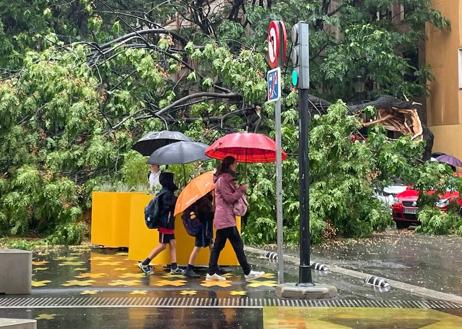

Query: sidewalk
0,245,461,328
273,229,462,296
26,247,277,299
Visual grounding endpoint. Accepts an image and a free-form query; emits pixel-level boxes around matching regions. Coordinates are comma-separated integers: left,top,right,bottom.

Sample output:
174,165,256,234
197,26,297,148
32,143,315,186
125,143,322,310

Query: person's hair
215,156,236,177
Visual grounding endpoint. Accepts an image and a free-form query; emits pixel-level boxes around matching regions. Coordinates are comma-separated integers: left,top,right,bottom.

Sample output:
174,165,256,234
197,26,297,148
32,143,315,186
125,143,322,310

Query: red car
392,188,462,229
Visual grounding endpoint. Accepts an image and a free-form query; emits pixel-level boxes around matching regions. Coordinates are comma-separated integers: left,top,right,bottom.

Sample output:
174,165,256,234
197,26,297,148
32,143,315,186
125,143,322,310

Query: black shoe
185,269,200,278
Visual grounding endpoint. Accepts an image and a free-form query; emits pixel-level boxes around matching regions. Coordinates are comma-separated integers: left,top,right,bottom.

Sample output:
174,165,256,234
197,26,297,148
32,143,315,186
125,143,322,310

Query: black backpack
144,192,165,229
182,210,204,237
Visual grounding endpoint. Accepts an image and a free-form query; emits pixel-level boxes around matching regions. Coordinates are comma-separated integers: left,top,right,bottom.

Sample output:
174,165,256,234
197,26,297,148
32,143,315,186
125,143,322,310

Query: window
459,49,462,89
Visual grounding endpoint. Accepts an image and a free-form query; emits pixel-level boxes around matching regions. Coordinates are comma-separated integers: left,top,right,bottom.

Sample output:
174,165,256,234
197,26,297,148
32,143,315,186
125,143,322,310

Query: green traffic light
291,69,299,87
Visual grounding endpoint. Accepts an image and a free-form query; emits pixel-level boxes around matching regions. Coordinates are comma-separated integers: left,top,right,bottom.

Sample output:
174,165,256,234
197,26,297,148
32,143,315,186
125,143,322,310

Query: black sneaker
185,269,200,278
138,262,153,275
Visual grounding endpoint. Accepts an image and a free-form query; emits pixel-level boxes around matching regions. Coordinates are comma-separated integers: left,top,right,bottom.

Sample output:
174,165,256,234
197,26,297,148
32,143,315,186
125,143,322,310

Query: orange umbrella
174,171,215,216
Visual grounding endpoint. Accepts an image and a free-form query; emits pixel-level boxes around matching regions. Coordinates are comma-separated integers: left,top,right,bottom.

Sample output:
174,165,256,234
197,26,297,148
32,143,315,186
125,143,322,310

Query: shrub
416,207,461,235
46,221,88,245
4,239,36,250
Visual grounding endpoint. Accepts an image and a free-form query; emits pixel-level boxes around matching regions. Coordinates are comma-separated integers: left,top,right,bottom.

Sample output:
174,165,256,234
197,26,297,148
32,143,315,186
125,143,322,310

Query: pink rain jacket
213,173,245,230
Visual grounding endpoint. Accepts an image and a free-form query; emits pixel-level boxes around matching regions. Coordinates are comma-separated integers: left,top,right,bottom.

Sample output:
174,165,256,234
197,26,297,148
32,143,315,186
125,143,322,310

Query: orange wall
426,0,462,160
426,0,461,126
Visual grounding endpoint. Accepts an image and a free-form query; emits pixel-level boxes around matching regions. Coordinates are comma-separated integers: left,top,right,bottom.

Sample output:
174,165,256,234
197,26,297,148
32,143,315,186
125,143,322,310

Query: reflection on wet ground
264,307,462,329
28,247,278,299
2,307,462,329
26,247,438,301
0,308,263,329
284,230,462,296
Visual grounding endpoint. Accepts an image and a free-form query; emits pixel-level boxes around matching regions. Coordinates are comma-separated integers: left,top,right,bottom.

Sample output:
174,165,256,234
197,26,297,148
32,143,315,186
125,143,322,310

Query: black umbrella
148,142,210,165
132,130,191,156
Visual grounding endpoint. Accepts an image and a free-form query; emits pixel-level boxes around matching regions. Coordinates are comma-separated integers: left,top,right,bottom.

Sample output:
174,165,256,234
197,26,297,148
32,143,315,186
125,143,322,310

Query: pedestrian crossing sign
267,67,281,102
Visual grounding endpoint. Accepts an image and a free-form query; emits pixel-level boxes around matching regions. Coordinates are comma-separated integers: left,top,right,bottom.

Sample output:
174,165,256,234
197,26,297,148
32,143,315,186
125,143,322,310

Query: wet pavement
1,307,462,329
282,229,462,296
0,242,461,328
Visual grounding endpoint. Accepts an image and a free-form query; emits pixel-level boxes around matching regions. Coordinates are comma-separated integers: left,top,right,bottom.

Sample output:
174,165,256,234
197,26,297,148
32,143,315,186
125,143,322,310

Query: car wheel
396,221,411,229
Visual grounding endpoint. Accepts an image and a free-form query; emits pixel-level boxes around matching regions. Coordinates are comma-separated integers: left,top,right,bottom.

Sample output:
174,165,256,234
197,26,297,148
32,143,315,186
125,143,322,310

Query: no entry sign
267,21,287,68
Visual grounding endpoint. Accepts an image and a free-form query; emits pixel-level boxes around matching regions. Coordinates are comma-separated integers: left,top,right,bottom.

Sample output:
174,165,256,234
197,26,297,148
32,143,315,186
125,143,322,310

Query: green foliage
244,102,393,245
211,0,449,100
122,151,149,188
3,239,36,251
0,0,453,245
416,207,462,235
46,221,88,245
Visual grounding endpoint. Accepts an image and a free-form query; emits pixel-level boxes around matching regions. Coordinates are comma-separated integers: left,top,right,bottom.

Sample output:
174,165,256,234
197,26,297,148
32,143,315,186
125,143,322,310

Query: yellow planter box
90,191,136,248
128,193,240,266
91,191,241,266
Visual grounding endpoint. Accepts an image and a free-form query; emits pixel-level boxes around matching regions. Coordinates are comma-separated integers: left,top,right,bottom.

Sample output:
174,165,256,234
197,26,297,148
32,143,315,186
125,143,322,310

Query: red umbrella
205,132,287,163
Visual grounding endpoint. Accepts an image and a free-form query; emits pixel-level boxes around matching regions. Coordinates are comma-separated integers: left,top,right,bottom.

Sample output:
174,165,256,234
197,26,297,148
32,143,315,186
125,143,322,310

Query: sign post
267,20,286,285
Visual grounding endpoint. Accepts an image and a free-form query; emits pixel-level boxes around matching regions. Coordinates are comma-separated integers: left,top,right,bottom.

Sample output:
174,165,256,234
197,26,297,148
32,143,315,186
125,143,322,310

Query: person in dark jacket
138,172,185,275
183,193,214,278
207,156,264,281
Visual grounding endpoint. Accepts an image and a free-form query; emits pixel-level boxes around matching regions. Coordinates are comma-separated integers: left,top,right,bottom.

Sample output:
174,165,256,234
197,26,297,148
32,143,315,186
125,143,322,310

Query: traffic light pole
298,86,313,286
276,21,337,299
293,22,313,286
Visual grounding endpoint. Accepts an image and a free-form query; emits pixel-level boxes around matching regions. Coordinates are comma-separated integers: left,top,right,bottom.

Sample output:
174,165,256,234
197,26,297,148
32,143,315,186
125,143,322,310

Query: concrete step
0,318,36,329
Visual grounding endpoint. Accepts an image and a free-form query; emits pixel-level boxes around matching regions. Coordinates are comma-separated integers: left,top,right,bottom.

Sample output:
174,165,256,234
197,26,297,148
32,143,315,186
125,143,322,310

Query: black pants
208,226,251,275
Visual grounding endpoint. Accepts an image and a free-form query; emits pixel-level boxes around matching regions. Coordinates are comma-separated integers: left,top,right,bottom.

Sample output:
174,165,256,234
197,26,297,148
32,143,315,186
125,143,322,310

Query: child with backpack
139,172,185,275
182,193,214,278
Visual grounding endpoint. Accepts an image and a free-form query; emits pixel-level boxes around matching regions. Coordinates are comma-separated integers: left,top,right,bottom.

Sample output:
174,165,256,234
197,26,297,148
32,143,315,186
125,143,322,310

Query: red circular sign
267,21,287,68
267,21,280,68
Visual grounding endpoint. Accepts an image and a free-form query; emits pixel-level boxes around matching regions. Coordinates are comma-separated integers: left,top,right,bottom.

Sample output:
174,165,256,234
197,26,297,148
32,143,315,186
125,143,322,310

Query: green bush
4,239,36,250
46,221,88,245
416,207,461,235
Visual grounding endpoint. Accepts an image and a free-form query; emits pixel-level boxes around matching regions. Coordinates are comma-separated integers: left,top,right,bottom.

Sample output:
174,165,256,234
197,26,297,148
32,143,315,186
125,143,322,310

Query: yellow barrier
128,193,240,266
91,191,240,265
91,192,133,248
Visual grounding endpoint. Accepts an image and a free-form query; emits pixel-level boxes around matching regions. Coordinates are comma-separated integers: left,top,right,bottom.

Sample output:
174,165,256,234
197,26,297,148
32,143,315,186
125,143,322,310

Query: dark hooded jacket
158,172,177,233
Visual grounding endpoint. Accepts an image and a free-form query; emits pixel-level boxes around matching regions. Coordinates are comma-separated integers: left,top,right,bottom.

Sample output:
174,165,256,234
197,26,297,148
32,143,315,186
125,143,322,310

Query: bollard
311,262,329,271
263,251,278,262
365,275,390,289
373,284,391,293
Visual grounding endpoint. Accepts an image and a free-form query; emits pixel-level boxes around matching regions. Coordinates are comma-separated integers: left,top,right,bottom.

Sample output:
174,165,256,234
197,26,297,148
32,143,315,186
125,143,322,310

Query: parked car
391,188,419,229
392,188,462,229
374,185,407,208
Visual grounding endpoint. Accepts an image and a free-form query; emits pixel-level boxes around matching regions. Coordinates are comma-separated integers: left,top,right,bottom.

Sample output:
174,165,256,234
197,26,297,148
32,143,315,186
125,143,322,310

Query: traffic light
291,22,309,89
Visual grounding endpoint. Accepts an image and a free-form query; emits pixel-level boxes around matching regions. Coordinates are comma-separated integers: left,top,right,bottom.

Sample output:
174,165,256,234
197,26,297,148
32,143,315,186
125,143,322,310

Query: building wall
426,0,462,160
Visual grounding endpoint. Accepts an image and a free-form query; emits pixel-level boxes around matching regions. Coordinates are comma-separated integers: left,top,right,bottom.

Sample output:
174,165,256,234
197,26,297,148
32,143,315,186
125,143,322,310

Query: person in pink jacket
206,156,265,281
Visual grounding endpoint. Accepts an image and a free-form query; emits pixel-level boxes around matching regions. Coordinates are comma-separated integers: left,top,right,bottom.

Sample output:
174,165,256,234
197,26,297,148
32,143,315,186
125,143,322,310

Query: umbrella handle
182,164,187,188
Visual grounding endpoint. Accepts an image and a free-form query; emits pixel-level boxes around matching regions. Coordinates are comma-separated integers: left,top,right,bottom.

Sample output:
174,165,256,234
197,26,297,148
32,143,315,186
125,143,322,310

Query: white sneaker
245,270,265,281
206,273,226,281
